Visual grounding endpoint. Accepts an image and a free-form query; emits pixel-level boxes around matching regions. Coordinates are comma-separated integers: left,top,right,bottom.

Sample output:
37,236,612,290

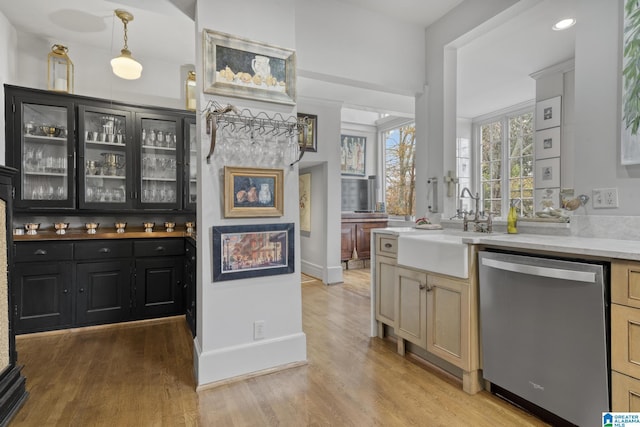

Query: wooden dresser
340,212,387,264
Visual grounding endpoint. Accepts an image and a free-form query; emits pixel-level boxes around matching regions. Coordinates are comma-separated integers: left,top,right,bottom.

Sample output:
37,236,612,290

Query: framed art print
297,113,317,152
622,0,640,164
340,135,366,176
535,127,561,160
534,157,560,189
224,166,284,218
535,96,561,130
213,223,295,282
203,29,296,105
299,173,311,233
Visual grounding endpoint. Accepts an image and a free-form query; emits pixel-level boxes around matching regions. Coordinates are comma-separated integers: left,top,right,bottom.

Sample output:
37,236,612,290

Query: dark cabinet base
0,365,28,427
13,238,191,335
13,262,73,333
135,257,183,319
76,260,131,326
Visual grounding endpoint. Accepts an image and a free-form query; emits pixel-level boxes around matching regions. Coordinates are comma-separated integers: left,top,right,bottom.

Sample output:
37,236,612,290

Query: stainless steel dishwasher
478,250,609,427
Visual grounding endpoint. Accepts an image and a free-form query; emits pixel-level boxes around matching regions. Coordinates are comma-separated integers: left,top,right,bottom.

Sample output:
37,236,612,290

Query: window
470,108,534,217
383,123,416,217
456,136,472,213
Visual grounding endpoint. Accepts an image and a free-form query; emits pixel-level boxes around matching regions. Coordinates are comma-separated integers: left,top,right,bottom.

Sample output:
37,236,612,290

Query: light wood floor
11,269,548,426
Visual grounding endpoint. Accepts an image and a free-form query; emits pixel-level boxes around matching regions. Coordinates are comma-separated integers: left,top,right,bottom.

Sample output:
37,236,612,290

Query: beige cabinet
613,370,640,412
612,260,640,410
426,274,470,370
374,234,398,337
395,266,428,349
372,232,481,394
375,255,396,328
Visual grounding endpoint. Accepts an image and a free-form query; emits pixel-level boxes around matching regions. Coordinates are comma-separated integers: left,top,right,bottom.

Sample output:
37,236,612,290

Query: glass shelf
24,134,67,143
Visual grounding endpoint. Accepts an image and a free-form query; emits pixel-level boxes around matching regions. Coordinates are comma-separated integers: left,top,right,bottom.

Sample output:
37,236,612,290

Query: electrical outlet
592,188,619,209
254,320,265,340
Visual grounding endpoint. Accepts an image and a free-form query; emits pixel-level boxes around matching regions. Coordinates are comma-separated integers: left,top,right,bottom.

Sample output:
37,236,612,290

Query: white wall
194,0,306,387
419,0,519,219
299,163,326,278
14,30,186,110
295,0,425,97
298,98,343,284
0,11,18,165
574,0,640,215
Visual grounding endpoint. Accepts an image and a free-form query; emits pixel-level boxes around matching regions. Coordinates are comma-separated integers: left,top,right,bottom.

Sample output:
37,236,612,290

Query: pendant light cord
122,18,129,51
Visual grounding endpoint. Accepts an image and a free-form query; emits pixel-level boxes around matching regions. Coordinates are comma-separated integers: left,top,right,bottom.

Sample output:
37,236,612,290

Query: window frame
471,102,535,218
378,117,416,219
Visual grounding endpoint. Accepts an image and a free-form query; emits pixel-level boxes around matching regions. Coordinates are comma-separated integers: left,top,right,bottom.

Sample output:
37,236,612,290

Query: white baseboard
326,265,343,284
301,260,323,280
195,332,307,387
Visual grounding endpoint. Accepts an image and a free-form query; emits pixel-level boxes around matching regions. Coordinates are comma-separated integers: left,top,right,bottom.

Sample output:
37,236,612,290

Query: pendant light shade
111,9,142,80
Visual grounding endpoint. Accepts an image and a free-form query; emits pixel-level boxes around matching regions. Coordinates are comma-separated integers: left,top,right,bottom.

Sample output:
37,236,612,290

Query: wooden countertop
341,212,388,222
14,228,195,242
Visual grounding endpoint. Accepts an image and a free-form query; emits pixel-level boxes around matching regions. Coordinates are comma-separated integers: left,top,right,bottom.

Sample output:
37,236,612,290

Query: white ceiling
456,0,576,119
0,0,577,120
334,0,464,28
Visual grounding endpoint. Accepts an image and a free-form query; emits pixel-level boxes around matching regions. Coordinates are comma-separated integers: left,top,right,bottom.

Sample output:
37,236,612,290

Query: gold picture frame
203,29,296,105
297,113,317,152
224,166,284,218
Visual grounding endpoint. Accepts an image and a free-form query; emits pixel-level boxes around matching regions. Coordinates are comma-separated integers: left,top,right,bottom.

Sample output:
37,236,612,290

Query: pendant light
111,9,143,80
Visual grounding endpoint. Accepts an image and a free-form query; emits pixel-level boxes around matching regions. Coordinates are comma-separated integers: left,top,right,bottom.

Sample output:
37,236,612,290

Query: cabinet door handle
384,243,392,248
63,289,68,294
79,288,85,293
34,249,47,255
155,246,165,252
419,283,426,290
99,247,111,253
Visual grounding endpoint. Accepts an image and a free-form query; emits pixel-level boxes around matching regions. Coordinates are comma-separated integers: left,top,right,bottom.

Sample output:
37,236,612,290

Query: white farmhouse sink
397,232,469,279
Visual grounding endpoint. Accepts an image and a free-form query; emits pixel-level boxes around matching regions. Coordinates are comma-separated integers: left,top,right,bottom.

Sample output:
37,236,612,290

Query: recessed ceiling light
552,18,576,31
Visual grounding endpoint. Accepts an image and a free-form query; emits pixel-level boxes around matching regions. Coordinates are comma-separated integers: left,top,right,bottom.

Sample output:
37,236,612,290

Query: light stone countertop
373,227,640,261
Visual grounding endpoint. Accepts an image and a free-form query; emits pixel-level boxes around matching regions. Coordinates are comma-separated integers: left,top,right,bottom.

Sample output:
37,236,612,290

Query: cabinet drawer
613,371,640,412
612,303,640,379
376,235,397,257
613,261,640,309
14,242,73,262
134,239,184,257
74,241,133,260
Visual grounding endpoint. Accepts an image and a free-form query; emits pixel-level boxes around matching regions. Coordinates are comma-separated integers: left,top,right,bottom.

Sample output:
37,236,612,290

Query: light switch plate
592,188,618,208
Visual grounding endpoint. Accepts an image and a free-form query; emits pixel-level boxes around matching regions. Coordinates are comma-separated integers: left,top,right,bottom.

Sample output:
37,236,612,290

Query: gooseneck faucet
460,187,492,233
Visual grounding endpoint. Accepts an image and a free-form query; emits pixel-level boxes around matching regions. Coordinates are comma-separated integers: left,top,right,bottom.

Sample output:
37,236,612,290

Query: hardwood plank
11,270,548,426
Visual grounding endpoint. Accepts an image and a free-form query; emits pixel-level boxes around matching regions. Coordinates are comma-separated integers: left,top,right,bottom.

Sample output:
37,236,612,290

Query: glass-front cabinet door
185,117,197,210
78,106,133,209
136,113,183,209
14,97,75,209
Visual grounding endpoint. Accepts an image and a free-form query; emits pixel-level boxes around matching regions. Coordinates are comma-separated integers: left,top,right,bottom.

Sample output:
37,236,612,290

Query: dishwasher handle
481,257,597,283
